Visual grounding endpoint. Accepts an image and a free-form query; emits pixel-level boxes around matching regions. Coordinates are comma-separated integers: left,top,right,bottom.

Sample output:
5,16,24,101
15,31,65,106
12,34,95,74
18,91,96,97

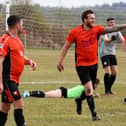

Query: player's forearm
58,41,71,64
24,56,32,65
122,42,126,51
104,24,126,34
119,36,125,43
24,56,37,70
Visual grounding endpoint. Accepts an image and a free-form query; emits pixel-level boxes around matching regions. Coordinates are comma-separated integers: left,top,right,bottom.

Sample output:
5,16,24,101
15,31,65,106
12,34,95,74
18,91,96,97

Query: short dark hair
81,10,94,23
7,15,21,28
106,17,115,22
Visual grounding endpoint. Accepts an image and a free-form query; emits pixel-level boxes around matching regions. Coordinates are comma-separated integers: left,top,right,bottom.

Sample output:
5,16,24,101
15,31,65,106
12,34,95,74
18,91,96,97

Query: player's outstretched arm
122,41,126,51
24,56,37,71
118,32,125,43
0,56,4,94
57,41,71,72
118,32,126,51
104,24,126,34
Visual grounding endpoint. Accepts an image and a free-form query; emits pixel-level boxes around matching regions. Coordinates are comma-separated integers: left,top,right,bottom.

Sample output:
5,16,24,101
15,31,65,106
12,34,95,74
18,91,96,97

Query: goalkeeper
23,78,100,99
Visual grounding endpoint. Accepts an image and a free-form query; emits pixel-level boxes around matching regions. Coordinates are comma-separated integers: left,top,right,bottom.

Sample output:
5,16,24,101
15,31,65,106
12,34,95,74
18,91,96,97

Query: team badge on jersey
104,61,107,66
13,91,18,96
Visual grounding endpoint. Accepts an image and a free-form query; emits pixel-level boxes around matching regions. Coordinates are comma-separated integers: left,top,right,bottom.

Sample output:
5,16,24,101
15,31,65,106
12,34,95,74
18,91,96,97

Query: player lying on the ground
23,78,100,99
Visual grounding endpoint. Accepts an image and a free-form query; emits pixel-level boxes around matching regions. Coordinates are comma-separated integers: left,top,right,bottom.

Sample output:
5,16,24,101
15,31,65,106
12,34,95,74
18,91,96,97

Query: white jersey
99,31,124,57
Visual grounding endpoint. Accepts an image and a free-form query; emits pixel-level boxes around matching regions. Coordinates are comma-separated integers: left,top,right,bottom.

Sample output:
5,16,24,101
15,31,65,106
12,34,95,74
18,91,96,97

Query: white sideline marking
20,80,126,85
21,81,79,84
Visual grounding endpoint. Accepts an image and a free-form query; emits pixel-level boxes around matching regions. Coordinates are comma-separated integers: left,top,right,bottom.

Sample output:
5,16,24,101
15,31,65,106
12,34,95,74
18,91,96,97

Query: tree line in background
0,1,126,48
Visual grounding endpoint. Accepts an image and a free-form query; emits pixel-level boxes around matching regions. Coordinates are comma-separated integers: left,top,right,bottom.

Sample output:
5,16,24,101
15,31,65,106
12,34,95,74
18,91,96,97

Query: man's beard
87,22,94,28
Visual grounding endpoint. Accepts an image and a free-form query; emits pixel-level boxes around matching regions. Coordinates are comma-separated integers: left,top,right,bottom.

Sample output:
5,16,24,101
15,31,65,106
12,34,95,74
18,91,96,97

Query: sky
0,0,126,8
33,0,126,7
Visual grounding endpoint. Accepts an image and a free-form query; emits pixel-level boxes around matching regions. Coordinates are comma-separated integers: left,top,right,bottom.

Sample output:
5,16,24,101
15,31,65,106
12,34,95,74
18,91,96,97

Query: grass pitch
4,48,126,126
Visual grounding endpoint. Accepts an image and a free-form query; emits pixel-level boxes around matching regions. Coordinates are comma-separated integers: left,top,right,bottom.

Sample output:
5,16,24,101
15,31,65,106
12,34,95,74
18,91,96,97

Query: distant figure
99,18,125,96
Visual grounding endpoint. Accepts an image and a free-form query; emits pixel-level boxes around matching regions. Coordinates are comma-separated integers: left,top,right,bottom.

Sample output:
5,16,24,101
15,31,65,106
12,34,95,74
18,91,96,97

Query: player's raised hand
30,60,37,71
57,62,64,72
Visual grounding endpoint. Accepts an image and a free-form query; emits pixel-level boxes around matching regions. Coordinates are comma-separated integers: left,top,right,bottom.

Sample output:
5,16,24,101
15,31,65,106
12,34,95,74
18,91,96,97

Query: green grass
4,48,126,126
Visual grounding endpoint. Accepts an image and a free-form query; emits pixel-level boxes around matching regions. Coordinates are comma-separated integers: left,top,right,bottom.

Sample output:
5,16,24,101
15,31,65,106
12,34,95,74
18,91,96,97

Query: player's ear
16,23,20,29
84,18,86,23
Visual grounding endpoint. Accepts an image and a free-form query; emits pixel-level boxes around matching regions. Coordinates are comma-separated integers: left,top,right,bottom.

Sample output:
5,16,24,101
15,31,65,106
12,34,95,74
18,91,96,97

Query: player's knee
86,88,92,96
112,71,117,76
1,104,11,113
14,98,24,109
112,68,118,76
87,88,91,94
15,103,24,109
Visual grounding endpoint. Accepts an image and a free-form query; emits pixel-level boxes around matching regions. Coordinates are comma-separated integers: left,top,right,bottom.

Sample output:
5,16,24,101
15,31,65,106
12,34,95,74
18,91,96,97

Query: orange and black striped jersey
0,33,25,83
66,25,105,66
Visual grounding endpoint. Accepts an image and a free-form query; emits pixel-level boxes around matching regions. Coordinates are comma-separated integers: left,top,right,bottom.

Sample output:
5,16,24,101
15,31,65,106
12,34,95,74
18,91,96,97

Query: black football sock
80,91,87,100
60,87,67,98
75,91,87,115
0,111,8,126
14,109,26,126
29,91,45,98
109,75,116,93
86,95,96,116
104,73,110,94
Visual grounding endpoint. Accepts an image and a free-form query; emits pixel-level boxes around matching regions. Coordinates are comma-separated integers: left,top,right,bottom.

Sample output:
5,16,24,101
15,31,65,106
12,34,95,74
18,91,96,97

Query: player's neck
83,24,92,30
8,29,18,39
83,24,90,30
